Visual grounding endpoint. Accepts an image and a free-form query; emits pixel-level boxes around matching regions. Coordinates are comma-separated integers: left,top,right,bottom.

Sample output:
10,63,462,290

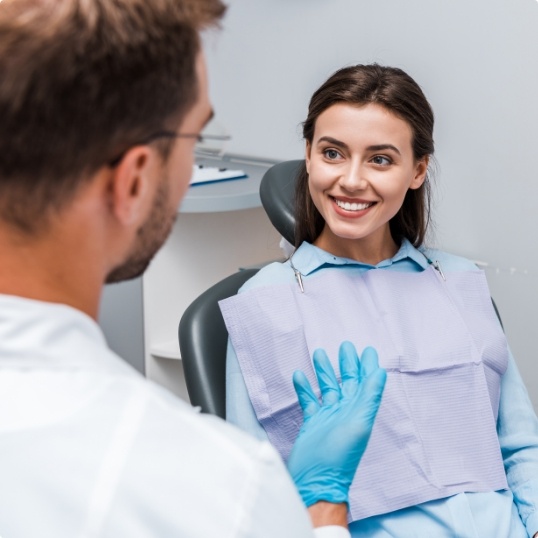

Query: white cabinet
142,154,282,400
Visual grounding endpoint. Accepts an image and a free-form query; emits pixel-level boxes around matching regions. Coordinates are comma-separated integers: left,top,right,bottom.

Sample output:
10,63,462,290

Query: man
0,1,385,536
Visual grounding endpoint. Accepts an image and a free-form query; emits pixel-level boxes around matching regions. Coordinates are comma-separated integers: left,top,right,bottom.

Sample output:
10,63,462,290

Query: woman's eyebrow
316,136,349,150
366,144,401,155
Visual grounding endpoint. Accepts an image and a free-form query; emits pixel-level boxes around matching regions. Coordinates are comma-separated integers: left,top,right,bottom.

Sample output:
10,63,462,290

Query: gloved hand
287,342,386,508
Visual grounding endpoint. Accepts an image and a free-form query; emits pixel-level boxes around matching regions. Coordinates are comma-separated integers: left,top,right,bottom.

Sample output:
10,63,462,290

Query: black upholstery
178,268,259,418
259,159,303,245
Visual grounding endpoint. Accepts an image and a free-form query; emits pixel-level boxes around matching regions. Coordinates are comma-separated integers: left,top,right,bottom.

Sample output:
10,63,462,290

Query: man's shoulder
141,378,271,461
0,349,297,535
123,379,289,520
117,378,312,537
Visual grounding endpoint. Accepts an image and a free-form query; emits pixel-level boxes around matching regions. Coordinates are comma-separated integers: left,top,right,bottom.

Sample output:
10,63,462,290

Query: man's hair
0,0,226,233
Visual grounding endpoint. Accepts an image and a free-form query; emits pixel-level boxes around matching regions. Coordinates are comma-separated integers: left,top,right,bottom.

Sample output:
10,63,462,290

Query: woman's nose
339,162,367,192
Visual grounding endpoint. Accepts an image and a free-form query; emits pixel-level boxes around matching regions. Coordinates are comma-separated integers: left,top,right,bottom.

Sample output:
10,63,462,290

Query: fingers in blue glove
292,370,320,419
337,343,386,432
339,341,361,399
360,345,381,377
312,348,342,406
288,343,387,508
361,366,387,405
355,354,387,422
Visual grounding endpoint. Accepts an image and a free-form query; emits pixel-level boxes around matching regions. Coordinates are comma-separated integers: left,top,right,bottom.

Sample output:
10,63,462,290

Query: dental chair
178,268,259,419
178,159,503,418
177,160,303,418
259,159,303,245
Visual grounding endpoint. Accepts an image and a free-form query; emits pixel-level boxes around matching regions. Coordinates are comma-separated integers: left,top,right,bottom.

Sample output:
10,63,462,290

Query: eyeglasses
108,130,232,167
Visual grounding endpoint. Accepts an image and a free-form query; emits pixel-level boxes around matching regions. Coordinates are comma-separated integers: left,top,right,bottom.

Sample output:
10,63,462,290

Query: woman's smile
331,196,376,217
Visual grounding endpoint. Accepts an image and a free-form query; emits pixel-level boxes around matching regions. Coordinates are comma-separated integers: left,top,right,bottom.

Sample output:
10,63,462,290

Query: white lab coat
0,294,348,538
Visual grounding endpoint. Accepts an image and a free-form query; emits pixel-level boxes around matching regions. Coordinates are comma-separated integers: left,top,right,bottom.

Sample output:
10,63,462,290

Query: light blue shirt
226,239,538,538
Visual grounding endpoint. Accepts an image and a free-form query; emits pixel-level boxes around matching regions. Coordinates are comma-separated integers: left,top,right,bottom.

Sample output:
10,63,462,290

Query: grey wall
204,0,538,409
98,277,144,374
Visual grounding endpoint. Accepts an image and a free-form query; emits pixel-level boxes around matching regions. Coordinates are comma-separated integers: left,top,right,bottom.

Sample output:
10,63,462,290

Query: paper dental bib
220,266,509,521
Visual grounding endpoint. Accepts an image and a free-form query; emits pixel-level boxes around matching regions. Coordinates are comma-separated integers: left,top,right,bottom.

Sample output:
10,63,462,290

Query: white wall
204,0,538,409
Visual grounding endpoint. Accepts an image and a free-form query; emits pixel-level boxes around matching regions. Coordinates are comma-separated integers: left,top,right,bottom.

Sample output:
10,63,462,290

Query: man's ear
108,146,155,225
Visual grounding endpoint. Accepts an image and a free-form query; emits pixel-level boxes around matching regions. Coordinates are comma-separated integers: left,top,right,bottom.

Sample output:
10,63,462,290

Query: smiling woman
222,63,538,538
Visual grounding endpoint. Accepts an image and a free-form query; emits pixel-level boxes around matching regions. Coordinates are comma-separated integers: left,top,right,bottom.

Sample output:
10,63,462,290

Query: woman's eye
324,149,341,160
371,155,392,166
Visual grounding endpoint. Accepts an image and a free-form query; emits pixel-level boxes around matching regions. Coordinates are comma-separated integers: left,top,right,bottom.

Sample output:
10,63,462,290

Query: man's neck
0,225,104,319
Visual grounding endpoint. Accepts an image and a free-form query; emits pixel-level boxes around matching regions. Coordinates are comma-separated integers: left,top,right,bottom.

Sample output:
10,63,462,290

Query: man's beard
106,179,176,284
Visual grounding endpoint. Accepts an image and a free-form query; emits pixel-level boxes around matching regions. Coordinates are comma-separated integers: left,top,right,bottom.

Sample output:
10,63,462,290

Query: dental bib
220,265,509,521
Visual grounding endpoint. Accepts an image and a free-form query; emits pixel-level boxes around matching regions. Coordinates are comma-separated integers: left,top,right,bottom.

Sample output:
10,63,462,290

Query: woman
220,64,538,537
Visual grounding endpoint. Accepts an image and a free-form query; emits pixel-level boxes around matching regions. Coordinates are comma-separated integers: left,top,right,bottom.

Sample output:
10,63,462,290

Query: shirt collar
289,238,430,276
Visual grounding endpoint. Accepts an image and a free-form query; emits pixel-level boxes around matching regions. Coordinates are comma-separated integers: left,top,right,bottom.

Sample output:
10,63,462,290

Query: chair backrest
178,268,259,419
259,159,303,246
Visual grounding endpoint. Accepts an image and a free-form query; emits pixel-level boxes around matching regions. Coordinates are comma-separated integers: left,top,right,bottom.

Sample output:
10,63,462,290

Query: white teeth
335,199,372,211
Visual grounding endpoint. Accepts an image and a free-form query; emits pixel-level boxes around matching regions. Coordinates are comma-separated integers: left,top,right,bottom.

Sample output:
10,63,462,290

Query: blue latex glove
287,342,386,508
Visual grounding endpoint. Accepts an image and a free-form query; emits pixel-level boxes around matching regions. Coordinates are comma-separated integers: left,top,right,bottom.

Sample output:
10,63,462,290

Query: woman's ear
409,155,429,190
108,146,155,225
305,141,312,174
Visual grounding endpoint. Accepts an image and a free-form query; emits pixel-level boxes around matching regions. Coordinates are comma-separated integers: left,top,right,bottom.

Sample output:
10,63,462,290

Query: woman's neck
313,226,399,266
